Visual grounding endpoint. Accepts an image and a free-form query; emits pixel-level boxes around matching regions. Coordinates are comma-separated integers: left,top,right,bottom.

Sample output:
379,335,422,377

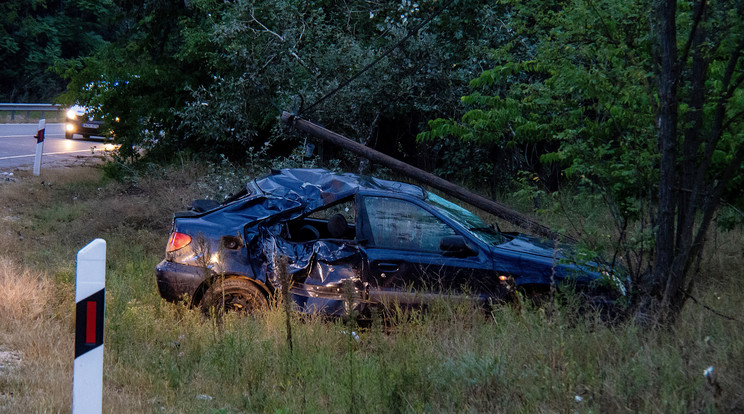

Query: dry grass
0,257,73,412
0,162,743,413
0,258,50,322
0,163,204,412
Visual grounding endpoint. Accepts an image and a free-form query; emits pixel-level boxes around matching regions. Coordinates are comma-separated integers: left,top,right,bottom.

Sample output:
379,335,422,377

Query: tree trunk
646,0,743,324
651,0,679,323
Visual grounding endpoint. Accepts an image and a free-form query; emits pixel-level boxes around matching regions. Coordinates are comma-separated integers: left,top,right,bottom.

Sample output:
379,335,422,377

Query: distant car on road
155,168,627,318
65,105,105,140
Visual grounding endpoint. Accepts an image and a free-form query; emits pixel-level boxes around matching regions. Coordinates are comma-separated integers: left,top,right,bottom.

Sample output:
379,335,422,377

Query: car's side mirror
440,235,477,257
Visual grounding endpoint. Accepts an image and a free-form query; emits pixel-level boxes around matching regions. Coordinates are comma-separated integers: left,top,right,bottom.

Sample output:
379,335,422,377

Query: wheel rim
219,290,265,314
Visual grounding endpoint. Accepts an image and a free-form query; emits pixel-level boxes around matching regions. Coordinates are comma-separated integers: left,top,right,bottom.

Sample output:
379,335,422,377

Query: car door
357,194,498,307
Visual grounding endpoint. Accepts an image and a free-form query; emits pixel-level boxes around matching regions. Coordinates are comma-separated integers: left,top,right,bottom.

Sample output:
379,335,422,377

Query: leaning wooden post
281,112,572,241
33,119,45,176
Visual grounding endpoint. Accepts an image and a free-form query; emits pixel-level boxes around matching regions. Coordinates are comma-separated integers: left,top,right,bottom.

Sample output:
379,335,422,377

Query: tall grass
0,163,742,412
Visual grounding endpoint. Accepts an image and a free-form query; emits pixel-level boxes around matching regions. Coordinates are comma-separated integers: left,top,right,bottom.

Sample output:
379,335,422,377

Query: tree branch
722,109,744,131
247,8,285,42
586,0,620,45
677,0,706,76
720,37,744,101
691,146,744,258
686,36,744,224
677,22,708,249
682,290,743,323
726,71,744,100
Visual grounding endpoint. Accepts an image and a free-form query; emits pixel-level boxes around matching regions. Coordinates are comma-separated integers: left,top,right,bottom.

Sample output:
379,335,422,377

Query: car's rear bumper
155,260,207,303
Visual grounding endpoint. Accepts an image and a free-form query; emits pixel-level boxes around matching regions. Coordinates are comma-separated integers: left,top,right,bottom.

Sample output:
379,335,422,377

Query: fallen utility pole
281,111,573,242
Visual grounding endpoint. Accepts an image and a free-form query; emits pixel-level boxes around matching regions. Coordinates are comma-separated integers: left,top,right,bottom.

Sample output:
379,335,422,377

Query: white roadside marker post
73,239,106,414
33,119,45,176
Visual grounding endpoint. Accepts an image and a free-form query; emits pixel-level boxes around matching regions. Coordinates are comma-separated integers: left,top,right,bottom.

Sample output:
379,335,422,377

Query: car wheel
201,277,268,317
517,285,553,308
65,131,73,139
82,134,90,140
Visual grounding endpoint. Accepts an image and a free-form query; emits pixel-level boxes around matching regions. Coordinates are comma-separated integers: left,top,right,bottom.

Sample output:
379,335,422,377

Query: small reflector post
73,238,106,414
33,119,45,176
86,301,97,344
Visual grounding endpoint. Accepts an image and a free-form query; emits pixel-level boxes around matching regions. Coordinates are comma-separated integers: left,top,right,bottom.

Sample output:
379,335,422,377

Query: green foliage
55,0,205,159
0,0,112,101
57,0,516,171
421,0,744,319
422,0,659,220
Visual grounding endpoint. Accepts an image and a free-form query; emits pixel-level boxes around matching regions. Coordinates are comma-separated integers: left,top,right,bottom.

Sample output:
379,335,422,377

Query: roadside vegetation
1,162,743,412
2,0,743,410
4,0,740,324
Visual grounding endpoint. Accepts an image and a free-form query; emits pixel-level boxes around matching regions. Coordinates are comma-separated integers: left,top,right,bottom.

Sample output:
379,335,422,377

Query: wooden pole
281,112,571,241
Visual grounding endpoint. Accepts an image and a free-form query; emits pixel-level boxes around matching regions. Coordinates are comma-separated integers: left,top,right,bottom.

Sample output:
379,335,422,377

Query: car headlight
601,269,627,296
66,109,76,120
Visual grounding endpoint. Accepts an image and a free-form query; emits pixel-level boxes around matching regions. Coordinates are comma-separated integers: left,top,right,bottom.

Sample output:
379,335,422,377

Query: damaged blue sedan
155,168,625,316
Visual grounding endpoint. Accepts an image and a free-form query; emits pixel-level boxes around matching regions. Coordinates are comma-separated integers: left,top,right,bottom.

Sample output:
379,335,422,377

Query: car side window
308,199,355,223
362,197,456,251
286,199,356,242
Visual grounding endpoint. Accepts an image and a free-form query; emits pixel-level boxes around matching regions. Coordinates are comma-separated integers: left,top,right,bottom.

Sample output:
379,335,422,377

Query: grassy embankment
1,163,742,413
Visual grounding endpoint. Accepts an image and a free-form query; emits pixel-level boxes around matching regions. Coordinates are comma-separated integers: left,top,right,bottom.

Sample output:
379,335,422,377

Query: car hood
492,233,609,286
497,233,573,259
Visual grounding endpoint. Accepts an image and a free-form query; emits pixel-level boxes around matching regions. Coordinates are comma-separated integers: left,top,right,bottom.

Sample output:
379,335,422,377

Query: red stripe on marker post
86,301,97,344
73,239,106,414
74,288,104,357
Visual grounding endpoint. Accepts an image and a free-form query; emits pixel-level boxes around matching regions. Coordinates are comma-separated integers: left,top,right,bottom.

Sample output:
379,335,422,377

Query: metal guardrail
0,103,61,111
0,103,62,120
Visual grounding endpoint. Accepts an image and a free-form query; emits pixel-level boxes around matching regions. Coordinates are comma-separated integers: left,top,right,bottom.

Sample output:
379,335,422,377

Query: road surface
0,123,116,170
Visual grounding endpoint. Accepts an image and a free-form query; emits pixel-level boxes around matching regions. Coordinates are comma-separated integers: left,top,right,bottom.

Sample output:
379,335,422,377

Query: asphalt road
0,123,116,170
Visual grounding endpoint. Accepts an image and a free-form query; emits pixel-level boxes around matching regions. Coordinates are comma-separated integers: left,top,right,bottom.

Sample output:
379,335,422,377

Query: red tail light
166,232,192,252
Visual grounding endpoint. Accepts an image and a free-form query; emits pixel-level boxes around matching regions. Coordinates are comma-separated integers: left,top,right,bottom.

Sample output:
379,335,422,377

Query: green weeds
1,164,743,412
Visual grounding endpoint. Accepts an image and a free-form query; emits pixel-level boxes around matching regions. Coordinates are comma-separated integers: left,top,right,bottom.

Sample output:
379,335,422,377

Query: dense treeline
4,0,743,323
421,0,744,322
0,0,116,101
52,0,511,187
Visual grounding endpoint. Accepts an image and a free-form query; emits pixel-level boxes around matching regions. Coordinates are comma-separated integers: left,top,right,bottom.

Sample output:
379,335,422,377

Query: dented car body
155,168,624,315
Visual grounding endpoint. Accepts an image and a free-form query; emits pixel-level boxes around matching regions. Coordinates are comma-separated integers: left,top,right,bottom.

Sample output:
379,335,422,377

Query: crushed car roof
247,168,426,209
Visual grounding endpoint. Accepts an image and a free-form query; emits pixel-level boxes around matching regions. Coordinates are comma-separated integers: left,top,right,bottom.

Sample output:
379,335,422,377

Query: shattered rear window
308,199,355,223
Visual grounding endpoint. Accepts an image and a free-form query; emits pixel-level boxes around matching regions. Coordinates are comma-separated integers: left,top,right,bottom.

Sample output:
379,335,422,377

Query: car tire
201,277,268,317
65,131,73,139
517,285,553,308
82,134,90,140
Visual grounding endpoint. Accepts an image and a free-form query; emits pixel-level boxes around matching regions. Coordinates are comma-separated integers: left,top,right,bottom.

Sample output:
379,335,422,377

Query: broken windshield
425,193,505,245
